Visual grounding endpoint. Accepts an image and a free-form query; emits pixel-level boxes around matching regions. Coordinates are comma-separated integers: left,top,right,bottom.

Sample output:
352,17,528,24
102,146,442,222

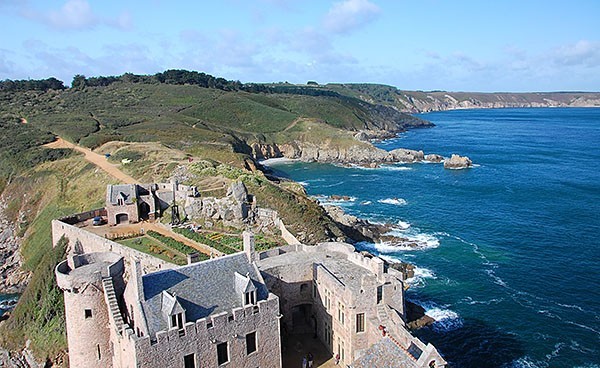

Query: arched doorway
139,202,150,220
116,213,129,224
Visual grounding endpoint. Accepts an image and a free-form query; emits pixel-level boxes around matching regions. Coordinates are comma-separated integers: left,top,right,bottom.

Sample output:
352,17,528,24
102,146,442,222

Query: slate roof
108,184,137,205
141,252,268,336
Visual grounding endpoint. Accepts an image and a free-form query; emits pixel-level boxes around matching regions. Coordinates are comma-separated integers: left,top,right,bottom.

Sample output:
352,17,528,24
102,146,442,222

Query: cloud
323,0,381,34
552,40,600,68
21,0,132,31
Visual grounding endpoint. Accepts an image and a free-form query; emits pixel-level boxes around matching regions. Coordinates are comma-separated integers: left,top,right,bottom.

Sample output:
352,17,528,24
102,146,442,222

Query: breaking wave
377,198,407,206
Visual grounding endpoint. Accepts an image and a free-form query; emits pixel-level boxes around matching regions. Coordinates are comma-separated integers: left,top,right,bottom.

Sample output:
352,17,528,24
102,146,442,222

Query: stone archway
115,213,129,224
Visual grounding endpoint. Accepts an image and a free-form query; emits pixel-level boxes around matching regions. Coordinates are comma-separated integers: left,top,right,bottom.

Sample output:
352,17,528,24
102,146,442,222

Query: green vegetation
172,228,238,254
119,236,186,265
0,235,67,359
146,230,208,260
0,156,114,363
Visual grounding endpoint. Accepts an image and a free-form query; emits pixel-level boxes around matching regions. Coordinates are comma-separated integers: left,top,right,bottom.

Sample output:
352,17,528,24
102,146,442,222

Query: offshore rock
405,301,436,330
424,154,444,163
444,154,473,169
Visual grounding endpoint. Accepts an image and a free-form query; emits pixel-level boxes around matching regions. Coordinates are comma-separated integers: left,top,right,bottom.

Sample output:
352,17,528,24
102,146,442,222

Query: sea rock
443,154,473,169
405,301,435,330
388,148,425,163
424,154,444,163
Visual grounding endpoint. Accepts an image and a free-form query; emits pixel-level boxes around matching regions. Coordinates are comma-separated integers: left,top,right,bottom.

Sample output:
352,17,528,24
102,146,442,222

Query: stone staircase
102,277,126,334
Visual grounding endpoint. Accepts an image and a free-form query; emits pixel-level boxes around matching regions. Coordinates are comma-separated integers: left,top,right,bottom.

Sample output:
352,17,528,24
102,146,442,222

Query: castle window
356,313,365,333
184,353,196,368
217,342,229,365
300,283,308,292
245,290,256,305
117,198,124,206
228,315,234,322
338,303,345,325
313,282,317,298
207,321,213,329
171,312,184,330
97,344,101,360
85,309,92,319
246,331,257,355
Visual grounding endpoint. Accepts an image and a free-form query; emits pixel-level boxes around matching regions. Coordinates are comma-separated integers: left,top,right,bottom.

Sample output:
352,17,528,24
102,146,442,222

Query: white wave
360,201,372,205
297,181,309,186
461,296,504,306
418,302,463,332
406,266,436,287
258,157,297,165
380,227,440,250
397,220,411,229
485,269,508,287
314,195,356,206
377,198,407,206
507,356,544,368
380,165,412,171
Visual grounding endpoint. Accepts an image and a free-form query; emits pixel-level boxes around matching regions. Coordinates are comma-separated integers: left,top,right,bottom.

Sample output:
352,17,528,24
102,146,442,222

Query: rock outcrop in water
252,141,463,168
443,154,473,169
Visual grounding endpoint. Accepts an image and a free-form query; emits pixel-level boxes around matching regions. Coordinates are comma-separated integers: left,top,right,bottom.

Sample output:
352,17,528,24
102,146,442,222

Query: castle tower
55,252,124,368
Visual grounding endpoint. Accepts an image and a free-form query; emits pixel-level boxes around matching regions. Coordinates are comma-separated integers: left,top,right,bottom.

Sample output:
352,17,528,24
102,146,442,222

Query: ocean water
266,108,600,368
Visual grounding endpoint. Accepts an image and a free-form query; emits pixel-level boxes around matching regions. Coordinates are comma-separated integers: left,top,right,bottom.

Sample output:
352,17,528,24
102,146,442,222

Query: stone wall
117,295,282,368
52,220,173,274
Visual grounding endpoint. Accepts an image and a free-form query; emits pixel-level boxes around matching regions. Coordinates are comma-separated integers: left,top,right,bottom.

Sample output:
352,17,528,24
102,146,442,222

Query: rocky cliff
395,91,600,113
252,141,461,167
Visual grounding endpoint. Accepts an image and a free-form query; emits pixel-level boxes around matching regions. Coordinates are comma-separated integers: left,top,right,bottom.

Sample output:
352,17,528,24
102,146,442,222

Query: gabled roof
161,291,185,317
108,184,137,205
141,252,268,336
234,272,257,294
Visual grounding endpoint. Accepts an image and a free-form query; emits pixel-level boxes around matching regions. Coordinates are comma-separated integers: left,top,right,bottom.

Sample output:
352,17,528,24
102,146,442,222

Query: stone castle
53,183,446,367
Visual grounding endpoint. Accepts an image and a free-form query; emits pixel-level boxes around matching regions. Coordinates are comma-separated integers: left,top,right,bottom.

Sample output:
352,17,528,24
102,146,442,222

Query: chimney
243,231,256,262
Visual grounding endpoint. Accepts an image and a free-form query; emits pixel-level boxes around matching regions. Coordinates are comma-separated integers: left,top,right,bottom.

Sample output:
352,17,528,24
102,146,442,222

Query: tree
71,74,86,89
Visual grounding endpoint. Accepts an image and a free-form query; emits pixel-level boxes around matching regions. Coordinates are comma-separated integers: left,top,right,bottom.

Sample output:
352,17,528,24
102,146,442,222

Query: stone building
55,182,446,368
55,232,282,368
106,182,198,225
258,242,447,367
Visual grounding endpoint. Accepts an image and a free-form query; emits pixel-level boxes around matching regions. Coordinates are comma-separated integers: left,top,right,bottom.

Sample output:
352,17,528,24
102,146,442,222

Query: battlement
56,252,124,292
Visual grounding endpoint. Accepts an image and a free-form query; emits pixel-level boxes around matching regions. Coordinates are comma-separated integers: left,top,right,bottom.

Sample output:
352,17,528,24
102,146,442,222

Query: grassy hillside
0,157,116,363
0,71,435,364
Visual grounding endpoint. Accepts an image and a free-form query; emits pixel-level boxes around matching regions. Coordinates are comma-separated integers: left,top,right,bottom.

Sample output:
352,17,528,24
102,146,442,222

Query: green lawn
118,235,187,265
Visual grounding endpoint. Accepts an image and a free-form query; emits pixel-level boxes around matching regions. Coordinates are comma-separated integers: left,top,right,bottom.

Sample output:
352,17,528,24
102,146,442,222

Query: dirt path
283,117,305,132
44,137,137,184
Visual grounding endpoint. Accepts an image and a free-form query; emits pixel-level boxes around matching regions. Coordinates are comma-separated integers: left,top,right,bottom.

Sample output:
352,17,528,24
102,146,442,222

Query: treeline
71,69,342,97
0,77,66,92
1,69,345,98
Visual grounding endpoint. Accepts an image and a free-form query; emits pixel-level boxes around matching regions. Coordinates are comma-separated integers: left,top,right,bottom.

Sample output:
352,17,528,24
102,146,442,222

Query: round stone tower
55,252,124,368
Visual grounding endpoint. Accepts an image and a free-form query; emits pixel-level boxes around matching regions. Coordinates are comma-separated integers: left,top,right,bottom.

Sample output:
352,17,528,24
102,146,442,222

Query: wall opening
217,342,229,365
84,309,92,319
116,213,129,224
184,353,195,368
246,331,257,355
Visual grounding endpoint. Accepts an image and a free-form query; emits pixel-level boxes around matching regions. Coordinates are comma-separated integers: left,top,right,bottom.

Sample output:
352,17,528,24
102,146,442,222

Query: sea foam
377,198,407,206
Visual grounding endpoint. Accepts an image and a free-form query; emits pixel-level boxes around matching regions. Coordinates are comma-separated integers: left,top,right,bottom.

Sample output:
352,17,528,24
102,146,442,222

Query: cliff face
395,91,600,113
251,141,447,166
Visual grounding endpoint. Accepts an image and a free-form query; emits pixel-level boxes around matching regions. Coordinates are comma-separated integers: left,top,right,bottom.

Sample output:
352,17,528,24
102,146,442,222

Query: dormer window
245,290,256,306
171,313,184,330
235,272,258,307
161,291,186,332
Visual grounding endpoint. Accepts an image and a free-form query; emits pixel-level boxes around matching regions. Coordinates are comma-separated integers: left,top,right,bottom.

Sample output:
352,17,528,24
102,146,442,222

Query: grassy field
118,235,188,265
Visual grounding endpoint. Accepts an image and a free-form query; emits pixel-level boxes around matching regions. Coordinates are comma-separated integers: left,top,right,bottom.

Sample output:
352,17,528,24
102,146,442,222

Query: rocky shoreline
0,195,29,296
253,140,472,170
300,196,438,329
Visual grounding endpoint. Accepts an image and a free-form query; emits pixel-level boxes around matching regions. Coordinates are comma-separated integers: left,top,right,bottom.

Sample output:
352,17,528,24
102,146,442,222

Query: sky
0,0,599,92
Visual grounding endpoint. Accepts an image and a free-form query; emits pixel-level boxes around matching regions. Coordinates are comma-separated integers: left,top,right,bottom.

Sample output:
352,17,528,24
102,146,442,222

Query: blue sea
267,108,600,368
